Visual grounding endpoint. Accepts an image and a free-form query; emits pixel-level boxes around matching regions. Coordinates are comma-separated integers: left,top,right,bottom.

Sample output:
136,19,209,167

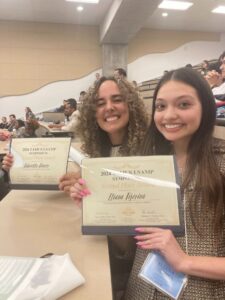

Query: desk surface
40,121,74,136
0,190,112,300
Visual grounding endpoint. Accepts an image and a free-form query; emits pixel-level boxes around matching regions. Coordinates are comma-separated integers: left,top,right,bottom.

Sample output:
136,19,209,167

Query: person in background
48,98,79,132
131,80,138,89
13,119,26,138
78,91,87,105
124,67,225,299
0,116,9,129
200,59,209,76
7,114,17,132
55,100,68,113
205,51,225,96
114,68,127,81
185,63,193,68
94,72,101,86
25,107,36,121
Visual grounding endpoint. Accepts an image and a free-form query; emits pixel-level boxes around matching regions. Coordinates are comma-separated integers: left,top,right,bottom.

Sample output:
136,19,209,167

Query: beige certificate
10,137,71,189
82,156,184,235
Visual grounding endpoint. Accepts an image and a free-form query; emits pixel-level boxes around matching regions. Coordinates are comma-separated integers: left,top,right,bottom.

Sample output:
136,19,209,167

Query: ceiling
0,0,224,37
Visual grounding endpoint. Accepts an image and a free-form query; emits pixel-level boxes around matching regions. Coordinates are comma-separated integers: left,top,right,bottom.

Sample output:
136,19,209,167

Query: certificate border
10,183,59,190
172,156,185,236
9,137,71,190
82,155,185,237
82,224,184,236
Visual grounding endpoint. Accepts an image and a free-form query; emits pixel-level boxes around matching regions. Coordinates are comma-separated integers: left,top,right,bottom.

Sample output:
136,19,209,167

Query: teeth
165,124,181,129
106,116,118,122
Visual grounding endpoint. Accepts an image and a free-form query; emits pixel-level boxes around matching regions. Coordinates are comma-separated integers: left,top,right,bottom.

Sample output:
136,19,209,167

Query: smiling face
95,80,129,145
154,80,202,150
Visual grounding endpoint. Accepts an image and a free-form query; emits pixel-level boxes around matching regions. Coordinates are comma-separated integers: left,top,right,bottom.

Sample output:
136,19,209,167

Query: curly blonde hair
76,77,149,157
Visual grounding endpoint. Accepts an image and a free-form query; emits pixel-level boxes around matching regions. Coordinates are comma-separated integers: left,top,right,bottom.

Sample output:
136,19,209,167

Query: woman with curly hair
59,77,148,192
76,76,148,157
69,76,149,300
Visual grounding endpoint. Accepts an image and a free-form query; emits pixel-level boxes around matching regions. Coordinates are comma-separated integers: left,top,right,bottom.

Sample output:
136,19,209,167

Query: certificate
9,137,71,190
82,156,184,236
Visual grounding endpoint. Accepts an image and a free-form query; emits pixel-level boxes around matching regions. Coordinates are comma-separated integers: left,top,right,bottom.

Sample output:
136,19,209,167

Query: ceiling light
65,0,99,3
77,5,84,11
162,12,168,17
212,6,225,14
158,0,193,10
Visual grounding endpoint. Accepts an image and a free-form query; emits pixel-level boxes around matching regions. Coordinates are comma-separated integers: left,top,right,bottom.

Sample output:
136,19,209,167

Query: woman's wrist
177,254,192,274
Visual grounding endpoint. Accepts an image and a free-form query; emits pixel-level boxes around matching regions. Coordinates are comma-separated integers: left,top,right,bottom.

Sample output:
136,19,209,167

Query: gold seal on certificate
82,156,184,236
9,137,71,190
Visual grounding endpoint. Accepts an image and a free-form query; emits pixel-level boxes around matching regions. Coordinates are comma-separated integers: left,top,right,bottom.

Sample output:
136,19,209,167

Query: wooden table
39,122,74,137
0,190,112,300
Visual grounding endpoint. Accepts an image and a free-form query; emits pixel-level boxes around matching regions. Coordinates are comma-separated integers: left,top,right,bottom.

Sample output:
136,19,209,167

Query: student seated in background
200,59,209,76
0,116,9,129
25,107,36,121
114,68,127,81
205,51,225,97
48,98,79,132
71,68,225,300
13,119,26,138
7,114,17,132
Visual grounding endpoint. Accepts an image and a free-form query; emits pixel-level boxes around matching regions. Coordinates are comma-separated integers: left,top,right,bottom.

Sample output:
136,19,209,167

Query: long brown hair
142,67,225,234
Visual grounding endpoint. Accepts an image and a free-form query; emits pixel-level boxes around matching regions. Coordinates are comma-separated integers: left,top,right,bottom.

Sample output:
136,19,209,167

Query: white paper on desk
69,146,86,166
0,253,85,300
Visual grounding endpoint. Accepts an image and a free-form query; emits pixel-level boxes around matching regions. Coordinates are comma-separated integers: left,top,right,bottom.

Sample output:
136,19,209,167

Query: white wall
0,70,101,119
128,33,225,82
1,33,225,118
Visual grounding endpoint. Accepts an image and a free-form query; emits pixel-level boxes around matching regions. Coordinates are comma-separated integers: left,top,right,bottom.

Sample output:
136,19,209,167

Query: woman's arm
135,227,225,280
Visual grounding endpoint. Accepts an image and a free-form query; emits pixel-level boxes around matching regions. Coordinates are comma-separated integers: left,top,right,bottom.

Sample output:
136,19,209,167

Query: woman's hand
205,70,223,88
2,154,13,172
135,227,188,273
58,171,81,194
70,178,91,208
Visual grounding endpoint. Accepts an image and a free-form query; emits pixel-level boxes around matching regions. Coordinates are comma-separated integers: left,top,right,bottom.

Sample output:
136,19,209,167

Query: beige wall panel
0,79,40,96
36,49,67,65
128,29,220,63
0,63,38,80
0,48,13,63
10,48,39,64
0,21,101,96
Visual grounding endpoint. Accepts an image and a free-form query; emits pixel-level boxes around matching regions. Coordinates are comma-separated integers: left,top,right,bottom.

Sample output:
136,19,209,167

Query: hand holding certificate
82,155,184,236
9,137,71,190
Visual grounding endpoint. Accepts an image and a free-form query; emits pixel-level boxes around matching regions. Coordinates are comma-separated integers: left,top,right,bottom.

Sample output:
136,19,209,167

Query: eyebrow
156,95,196,101
97,94,122,101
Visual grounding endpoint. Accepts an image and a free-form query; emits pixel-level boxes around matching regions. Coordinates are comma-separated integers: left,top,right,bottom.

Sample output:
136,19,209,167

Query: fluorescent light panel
212,6,225,14
65,0,99,3
159,0,193,10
